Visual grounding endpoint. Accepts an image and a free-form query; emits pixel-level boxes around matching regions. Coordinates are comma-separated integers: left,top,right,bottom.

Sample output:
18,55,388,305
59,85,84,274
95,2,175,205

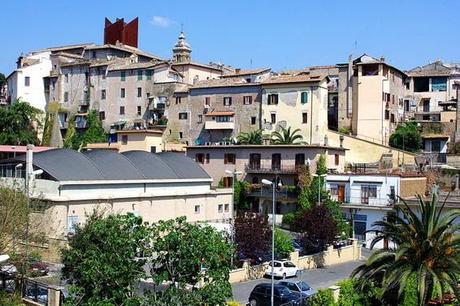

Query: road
231,256,368,304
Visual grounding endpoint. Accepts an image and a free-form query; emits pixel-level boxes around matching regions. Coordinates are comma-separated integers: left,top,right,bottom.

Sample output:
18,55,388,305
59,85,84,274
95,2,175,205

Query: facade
86,129,164,152
326,173,426,248
187,144,346,221
261,74,329,145
0,149,233,241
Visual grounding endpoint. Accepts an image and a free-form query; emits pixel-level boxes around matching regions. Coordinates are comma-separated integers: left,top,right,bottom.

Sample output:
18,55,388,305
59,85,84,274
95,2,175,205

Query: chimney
235,68,241,74
380,56,385,62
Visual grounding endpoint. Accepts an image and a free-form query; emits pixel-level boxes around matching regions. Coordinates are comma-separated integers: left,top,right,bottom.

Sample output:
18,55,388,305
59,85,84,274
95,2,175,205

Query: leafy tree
0,73,6,88
274,228,293,259
271,126,303,144
234,180,250,210
61,212,149,306
80,110,107,146
148,217,233,305
234,212,271,262
294,204,338,253
337,279,381,306
0,100,42,145
0,187,29,255
389,122,422,152
237,130,262,145
352,195,460,305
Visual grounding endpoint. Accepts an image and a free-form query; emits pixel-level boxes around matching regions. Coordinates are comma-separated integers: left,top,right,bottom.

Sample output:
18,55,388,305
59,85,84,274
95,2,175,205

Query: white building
6,51,52,111
326,173,426,248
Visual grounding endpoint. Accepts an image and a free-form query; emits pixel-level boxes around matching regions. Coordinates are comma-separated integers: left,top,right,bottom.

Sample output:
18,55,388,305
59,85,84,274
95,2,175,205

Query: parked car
278,280,317,302
265,260,298,278
248,283,303,306
292,240,304,254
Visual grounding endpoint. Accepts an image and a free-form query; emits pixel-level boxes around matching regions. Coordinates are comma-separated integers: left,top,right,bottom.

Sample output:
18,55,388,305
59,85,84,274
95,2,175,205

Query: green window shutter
301,92,308,104
121,71,126,81
137,70,143,81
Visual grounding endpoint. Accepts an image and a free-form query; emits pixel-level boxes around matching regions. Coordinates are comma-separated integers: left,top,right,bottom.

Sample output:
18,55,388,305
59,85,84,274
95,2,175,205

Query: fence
229,239,361,283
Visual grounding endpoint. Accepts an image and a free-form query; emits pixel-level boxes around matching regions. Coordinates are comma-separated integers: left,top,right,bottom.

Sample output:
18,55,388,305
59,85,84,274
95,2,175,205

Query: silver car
278,280,317,303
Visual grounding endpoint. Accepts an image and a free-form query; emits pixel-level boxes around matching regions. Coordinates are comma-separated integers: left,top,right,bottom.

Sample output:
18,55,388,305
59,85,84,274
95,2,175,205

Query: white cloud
150,16,176,28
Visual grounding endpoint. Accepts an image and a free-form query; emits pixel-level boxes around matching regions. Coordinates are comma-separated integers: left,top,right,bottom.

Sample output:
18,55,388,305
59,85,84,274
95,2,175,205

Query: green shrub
339,127,351,135
274,228,294,258
0,292,24,306
337,279,360,306
401,273,418,306
281,212,296,227
310,288,336,306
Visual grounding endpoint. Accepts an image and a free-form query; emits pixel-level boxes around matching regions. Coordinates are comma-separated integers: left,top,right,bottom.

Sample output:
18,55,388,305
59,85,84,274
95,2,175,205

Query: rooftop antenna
250,58,253,68
181,23,184,33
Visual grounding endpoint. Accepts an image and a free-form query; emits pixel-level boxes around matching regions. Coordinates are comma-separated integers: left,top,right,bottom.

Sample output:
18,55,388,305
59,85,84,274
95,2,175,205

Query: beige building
261,74,330,145
86,129,164,153
0,149,232,242
186,144,346,218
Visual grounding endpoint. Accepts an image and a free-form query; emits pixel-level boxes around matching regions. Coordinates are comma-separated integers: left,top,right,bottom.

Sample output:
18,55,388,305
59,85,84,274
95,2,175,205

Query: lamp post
312,173,327,204
262,178,282,306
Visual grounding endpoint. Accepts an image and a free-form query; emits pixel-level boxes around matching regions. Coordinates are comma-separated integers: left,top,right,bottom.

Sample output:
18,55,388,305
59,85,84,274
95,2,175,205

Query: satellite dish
0,254,10,263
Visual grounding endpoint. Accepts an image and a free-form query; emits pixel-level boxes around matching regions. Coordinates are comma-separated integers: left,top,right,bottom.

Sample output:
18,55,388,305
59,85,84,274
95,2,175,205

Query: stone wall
229,239,361,283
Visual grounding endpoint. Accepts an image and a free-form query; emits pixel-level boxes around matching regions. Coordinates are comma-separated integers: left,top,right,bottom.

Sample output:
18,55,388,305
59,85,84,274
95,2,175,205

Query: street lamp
312,173,327,205
261,178,282,306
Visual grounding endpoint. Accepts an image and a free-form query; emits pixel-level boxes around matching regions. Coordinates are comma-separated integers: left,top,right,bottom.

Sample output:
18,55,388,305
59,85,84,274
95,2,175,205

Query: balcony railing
331,195,395,207
421,152,447,164
245,163,302,174
248,186,299,201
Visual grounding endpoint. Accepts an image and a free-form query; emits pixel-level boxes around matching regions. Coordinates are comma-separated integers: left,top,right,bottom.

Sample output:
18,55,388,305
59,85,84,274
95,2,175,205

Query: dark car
248,283,303,306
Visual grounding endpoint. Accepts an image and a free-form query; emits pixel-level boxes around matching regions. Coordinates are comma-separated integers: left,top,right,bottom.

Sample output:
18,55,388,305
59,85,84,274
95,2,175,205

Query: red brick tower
104,17,138,48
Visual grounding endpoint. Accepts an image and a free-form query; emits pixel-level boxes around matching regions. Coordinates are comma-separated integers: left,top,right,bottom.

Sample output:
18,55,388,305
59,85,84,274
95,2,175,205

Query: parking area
231,258,365,304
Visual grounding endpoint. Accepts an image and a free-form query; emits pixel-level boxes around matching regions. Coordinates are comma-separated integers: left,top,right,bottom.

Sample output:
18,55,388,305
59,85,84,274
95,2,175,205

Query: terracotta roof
0,145,55,153
262,74,327,85
205,111,235,116
191,78,260,89
221,68,270,77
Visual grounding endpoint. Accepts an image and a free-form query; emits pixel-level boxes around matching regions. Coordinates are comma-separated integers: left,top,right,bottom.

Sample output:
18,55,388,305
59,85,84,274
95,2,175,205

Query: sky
1,0,459,75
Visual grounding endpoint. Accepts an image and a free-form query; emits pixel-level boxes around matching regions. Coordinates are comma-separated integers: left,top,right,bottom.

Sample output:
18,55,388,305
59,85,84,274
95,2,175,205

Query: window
270,113,276,124
99,111,105,121
216,116,231,122
205,97,211,105
179,112,188,120
175,96,181,104
102,69,106,80
267,93,279,105
404,100,410,112
24,76,30,87
92,51,97,58
390,186,396,200
243,96,252,105
121,135,128,145
137,87,142,97
431,77,447,92
361,185,377,204
194,205,200,214
224,203,229,212
224,153,236,164
249,153,261,170
64,92,69,102
146,70,152,80
222,177,233,188
385,110,390,120
246,78,251,83
121,88,125,98
67,216,79,234
390,113,395,123
137,70,143,81
414,77,429,92
205,153,210,164
218,204,223,213
120,106,125,115
272,153,281,171
301,91,308,104
120,71,126,81
335,154,340,166
179,132,183,139
302,112,308,123
295,153,305,168
65,74,69,83
251,116,256,125
137,106,142,116
362,64,379,76
198,114,203,123
223,97,232,106
423,99,430,112
101,89,106,100
195,153,205,164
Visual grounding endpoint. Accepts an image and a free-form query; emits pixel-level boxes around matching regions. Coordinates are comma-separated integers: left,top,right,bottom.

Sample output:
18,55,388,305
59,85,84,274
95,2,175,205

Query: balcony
204,111,235,130
333,195,395,207
248,185,299,202
244,163,301,175
205,121,235,130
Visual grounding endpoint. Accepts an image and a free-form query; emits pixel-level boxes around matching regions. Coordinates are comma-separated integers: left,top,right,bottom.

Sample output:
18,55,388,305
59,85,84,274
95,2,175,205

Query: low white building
0,149,232,257
326,173,426,248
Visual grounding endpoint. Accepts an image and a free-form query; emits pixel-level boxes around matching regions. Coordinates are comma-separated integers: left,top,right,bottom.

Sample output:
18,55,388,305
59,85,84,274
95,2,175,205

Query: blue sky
2,0,459,74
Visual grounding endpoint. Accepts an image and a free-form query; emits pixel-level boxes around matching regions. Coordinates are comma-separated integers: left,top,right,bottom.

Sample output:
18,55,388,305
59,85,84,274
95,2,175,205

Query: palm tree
352,195,460,305
237,130,262,145
271,126,303,144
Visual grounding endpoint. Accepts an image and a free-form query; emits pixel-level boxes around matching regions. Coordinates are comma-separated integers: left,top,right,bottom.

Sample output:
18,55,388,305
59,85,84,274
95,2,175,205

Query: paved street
231,257,367,304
